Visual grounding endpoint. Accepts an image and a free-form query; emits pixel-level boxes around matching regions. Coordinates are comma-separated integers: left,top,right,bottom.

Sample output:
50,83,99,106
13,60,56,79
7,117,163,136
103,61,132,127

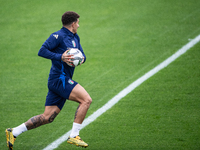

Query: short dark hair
61,11,80,26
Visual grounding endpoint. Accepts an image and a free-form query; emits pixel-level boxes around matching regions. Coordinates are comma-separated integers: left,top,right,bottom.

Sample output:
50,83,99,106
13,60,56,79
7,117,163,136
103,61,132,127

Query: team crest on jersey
68,79,74,85
72,40,76,47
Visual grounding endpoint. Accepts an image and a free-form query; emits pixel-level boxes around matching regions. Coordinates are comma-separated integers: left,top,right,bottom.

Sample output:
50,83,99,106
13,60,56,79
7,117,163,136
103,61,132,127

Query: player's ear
71,22,75,27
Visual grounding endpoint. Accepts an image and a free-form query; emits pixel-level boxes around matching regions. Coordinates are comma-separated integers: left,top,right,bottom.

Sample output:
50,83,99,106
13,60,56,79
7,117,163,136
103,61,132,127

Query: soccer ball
66,48,84,67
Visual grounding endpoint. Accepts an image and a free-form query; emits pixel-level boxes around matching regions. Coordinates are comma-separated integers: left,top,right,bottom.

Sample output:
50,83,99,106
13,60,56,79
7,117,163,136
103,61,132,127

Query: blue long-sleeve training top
38,27,86,80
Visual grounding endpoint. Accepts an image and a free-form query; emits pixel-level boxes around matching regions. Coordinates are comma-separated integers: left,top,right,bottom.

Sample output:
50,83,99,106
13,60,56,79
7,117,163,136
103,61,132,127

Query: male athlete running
5,11,92,149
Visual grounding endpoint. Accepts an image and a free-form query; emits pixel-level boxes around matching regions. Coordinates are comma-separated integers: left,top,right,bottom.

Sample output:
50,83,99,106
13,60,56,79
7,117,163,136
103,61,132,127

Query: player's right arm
38,33,62,60
61,50,74,65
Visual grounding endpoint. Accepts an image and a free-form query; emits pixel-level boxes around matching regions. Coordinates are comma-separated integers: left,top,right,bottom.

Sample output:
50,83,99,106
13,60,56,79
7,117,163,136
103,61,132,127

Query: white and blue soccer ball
66,48,83,67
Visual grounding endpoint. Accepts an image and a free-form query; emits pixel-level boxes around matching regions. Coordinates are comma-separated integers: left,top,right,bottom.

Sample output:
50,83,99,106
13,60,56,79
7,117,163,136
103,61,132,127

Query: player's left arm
79,44,86,65
76,34,86,65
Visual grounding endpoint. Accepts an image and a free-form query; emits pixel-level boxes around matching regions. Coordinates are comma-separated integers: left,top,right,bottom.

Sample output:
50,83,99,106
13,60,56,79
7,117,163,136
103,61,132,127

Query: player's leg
69,84,92,124
67,84,92,147
25,105,60,130
5,105,60,150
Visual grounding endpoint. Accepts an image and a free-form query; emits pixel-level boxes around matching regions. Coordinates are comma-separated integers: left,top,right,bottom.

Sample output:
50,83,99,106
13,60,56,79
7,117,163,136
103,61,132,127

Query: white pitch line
43,34,200,150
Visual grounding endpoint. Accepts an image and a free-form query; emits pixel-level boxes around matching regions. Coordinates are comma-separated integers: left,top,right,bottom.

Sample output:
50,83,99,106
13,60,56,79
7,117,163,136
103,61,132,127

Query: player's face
72,19,79,34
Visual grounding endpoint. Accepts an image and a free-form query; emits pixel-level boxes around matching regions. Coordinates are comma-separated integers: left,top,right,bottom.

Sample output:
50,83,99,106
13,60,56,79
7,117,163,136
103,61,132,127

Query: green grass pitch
0,0,200,149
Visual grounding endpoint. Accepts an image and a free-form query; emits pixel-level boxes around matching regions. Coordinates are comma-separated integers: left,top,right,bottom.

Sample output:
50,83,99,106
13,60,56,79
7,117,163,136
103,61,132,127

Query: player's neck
63,26,75,34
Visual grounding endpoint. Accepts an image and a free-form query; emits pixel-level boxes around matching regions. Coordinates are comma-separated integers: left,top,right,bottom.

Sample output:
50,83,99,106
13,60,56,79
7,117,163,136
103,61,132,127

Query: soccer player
5,11,92,149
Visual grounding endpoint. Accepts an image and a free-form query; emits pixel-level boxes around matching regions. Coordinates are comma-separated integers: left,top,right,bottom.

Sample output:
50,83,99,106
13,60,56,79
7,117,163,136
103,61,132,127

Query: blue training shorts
45,77,78,110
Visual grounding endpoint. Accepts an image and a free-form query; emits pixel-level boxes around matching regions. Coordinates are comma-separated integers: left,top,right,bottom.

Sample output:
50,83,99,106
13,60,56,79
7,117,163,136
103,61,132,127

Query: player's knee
48,117,55,123
88,97,92,105
40,116,53,124
45,112,58,123
84,96,92,107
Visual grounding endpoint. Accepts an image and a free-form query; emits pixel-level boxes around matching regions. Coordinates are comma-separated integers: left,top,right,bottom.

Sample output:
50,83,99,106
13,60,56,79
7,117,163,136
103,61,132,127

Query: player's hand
79,56,85,66
61,50,74,64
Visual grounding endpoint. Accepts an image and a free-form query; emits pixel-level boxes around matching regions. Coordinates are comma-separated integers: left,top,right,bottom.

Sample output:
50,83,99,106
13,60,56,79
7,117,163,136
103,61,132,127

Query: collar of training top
61,26,77,37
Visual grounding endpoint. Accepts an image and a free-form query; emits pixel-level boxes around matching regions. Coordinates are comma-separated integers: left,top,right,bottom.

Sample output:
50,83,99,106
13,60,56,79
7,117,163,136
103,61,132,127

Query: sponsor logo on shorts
68,79,74,85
